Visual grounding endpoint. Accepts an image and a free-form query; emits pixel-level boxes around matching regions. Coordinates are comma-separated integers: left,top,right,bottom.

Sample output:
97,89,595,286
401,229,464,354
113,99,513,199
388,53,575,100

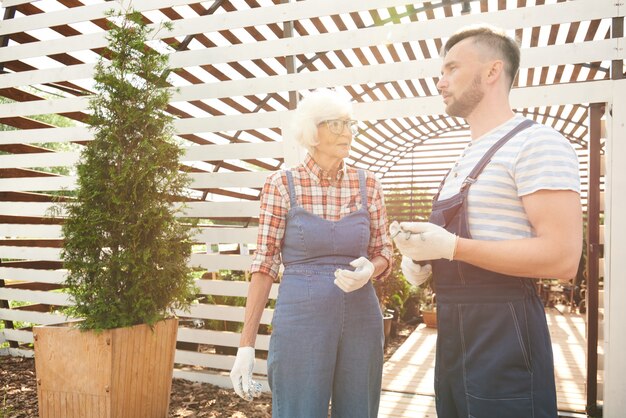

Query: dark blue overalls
429,120,558,418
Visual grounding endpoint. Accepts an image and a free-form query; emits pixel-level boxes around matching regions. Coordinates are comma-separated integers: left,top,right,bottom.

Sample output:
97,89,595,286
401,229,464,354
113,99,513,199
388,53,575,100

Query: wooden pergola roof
0,0,615,221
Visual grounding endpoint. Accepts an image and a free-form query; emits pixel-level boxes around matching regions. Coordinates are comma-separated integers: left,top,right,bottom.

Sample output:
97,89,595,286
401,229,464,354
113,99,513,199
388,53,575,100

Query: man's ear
486,60,505,85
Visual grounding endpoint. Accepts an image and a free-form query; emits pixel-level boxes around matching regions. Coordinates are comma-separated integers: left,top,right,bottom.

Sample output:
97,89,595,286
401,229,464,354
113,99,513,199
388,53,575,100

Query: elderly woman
229,89,393,417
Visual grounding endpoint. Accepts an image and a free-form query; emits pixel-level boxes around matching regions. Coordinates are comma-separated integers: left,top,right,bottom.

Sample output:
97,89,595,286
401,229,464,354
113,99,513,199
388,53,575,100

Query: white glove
230,346,262,401
390,221,458,261
334,257,375,293
401,256,432,287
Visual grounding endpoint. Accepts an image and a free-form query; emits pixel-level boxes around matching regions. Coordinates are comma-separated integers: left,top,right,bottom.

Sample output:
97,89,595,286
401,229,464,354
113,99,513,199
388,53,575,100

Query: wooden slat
1,1,611,64
0,287,72,306
0,267,65,284
188,253,254,271
0,246,62,260
0,307,65,326
195,279,279,299
1,38,622,117
0,0,204,36
174,349,268,375
175,327,270,350
174,303,273,325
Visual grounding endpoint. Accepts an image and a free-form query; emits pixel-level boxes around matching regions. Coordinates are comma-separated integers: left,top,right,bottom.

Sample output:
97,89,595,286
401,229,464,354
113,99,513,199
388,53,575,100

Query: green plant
374,249,410,316
418,274,436,312
0,390,14,418
60,10,196,330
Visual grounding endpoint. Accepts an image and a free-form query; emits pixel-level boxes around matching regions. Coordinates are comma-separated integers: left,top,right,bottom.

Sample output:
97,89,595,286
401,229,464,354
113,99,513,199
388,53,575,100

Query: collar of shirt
304,153,346,185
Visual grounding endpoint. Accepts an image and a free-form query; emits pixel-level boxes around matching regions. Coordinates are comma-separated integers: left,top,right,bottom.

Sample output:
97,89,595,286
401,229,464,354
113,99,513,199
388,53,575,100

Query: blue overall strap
284,170,298,208
432,119,536,201
358,170,368,208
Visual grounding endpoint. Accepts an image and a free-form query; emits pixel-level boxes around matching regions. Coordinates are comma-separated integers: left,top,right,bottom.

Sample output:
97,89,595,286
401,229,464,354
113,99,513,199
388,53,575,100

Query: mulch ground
0,321,417,417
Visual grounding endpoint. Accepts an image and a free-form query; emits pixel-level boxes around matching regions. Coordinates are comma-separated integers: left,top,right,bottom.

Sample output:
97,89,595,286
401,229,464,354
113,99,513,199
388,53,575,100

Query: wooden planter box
33,318,178,418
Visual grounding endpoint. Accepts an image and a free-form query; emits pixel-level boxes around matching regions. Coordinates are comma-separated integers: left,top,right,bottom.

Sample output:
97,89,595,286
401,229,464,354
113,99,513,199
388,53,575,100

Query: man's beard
446,74,484,118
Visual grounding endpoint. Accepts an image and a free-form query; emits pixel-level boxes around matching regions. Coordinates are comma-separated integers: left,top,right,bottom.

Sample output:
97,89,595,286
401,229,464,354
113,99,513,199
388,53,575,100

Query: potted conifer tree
33,10,196,418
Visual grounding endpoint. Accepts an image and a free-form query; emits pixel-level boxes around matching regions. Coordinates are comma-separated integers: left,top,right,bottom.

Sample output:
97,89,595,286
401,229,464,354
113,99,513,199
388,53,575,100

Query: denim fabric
430,121,558,418
268,170,384,418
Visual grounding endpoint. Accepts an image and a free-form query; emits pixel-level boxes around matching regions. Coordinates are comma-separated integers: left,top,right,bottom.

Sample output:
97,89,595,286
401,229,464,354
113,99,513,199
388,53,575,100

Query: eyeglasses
321,119,359,135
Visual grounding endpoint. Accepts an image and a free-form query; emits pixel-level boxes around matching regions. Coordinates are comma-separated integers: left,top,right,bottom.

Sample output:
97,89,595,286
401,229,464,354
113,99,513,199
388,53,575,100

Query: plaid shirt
250,154,393,280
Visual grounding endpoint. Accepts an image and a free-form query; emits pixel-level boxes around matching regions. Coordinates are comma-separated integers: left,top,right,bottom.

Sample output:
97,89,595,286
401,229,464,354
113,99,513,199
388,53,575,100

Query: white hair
289,89,354,154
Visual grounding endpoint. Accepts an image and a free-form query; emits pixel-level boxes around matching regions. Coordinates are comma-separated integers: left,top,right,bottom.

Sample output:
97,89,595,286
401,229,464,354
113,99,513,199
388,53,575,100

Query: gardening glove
230,346,262,401
390,221,458,262
401,256,432,287
334,256,375,293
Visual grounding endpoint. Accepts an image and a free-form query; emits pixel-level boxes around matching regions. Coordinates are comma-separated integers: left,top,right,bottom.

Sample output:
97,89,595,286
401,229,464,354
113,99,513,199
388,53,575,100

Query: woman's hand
230,346,262,401
334,257,375,292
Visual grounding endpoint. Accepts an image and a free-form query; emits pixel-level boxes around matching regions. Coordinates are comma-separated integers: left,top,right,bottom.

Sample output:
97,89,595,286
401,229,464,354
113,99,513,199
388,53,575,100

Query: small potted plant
34,9,196,418
419,277,437,328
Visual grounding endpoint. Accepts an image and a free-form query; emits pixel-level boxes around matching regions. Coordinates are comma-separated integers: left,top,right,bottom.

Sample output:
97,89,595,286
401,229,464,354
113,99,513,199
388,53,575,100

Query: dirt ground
0,321,416,418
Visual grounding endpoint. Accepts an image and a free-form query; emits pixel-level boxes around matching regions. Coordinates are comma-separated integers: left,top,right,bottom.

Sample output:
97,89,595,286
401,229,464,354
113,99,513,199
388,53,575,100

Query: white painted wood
0,246,62,261
0,172,271,191
0,202,59,217
0,288,72,306
0,151,79,169
183,142,284,162
0,308,66,325
0,0,203,36
0,201,260,218
3,34,620,93
0,224,63,239
0,1,612,70
176,327,270,350
0,176,74,192
600,191,605,212
0,0,34,7
172,39,623,103
182,201,260,218
2,39,621,117
0,328,34,344
189,171,273,189
188,254,254,271
176,304,273,324
174,350,268,375
174,112,288,136
603,79,626,418
195,227,258,244
0,96,88,118
0,81,614,143
0,143,282,167
0,268,66,284
0,63,94,90
0,347,34,358
195,279,279,299
0,126,91,146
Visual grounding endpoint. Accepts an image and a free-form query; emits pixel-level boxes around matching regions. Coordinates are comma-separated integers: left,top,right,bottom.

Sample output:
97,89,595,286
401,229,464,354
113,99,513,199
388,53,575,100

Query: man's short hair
442,25,520,89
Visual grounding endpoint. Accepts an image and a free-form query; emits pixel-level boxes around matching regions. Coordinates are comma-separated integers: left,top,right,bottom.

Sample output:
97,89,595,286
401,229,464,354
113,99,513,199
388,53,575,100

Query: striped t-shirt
438,115,580,241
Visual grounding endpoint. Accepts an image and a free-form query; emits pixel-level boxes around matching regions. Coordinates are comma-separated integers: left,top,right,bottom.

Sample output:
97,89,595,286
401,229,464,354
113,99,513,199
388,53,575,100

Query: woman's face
313,115,357,162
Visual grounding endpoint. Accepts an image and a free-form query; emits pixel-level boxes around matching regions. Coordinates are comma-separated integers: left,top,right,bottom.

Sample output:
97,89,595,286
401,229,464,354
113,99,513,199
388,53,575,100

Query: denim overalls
430,120,558,418
267,169,384,418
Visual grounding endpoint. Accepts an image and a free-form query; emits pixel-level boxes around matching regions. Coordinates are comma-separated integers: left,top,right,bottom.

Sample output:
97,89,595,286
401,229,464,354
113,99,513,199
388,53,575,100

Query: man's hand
230,347,262,401
390,221,458,261
334,257,375,293
401,256,432,287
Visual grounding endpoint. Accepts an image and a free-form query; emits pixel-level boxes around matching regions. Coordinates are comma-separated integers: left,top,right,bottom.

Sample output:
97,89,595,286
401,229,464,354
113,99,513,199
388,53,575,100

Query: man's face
436,38,487,118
